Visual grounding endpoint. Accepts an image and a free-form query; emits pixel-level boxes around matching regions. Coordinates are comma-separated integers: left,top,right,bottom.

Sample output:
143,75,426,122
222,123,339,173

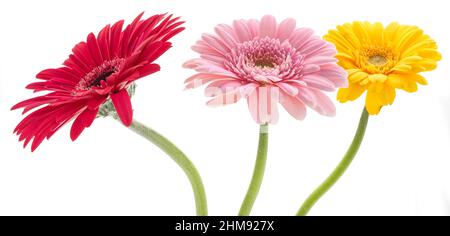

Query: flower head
325,22,441,115
12,13,184,151
184,15,347,124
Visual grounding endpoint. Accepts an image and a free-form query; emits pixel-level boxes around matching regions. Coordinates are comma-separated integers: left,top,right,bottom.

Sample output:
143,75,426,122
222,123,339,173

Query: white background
0,0,449,216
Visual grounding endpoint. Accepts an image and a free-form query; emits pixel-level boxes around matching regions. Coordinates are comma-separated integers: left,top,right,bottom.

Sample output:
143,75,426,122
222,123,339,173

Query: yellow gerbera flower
325,22,441,115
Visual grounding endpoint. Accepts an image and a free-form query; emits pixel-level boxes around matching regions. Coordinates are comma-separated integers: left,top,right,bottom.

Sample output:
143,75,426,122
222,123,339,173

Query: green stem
239,124,269,216
297,108,369,216
115,117,208,216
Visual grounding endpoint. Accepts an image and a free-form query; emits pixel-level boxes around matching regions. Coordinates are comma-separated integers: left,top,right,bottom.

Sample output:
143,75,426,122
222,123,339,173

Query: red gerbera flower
12,12,184,151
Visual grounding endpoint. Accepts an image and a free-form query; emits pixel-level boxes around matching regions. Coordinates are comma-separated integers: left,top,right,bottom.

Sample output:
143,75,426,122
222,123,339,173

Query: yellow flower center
368,55,388,66
358,46,398,74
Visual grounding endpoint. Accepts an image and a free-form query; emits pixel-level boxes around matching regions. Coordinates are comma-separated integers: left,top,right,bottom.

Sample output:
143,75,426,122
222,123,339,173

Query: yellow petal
387,73,419,92
369,22,385,45
403,39,437,57
396,26,423,52
336,53,358,69
337,83,366,103
410,73,428,85
386,74,405,89
419,49,442,61
414,60,438,72
391,64,413,72
365,82,396,115
351,22,370,43
365,88,382,115
349,71,369,83
398,56,423,65
384,85,396,105
376,84,396,105
325,30,358,53
385,22,400,41
368,74,388,83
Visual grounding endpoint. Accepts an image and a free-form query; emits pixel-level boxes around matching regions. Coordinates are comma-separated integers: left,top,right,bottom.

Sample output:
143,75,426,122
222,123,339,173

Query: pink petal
184,73,236,89
302,64,321,74
304,56,338,65
240,83,259,96
233,20,252,42
277,82,299,96
214,24,239,49
297,87,316,106
298,38,329,57
247,86,279,124
305,42,337,57
289,28,314,49
200,54,226,65
207,89,242,106
192,43,225,58
111,89,133,126
317,64,349,88
246,19,260,38
201,33,229,55
277,18,296,42
299,88,336,116
259,15,277,37
182,59,236,77
280,91,306,120
205,80,242,97
303,74,336,91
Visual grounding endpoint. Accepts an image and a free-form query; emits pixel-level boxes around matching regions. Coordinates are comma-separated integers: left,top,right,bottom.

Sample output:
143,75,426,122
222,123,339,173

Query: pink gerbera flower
12,13,184,151
184,15,347,123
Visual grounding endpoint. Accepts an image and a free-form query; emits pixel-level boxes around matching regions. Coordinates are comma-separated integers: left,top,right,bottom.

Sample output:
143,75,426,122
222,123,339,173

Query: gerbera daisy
297,22,441,216
184,15,348,124
326,21,441,114
12,12,184,151
11,13,208,216
184,15,347,216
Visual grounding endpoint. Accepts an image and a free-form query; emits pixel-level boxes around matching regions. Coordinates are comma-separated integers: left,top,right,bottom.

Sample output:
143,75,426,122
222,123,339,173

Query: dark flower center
254,58,276,68
75,58,124,92
89,69,116,87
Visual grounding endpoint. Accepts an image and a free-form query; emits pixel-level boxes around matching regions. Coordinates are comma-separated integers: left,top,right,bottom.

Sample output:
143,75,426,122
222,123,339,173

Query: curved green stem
297,108,369,216
239,124,269,216
115,117,208,216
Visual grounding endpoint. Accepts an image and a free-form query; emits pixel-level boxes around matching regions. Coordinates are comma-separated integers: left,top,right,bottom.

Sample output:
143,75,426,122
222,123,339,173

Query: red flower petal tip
111,90,133,127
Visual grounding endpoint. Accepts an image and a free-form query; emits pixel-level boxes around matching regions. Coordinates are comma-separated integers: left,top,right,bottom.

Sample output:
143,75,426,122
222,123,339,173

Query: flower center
254,58,276,68
224,37,304,84
75,58,124,91
368,55,388,66
358,46,397,74
89,69,115,87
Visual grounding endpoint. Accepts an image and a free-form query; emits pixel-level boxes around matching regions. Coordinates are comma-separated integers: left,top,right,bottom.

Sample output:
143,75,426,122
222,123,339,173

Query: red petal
97,24,111,61
71,42,96,69
141,42,172,63
87,96,107,110
87,33,103,66
138,63,160,78
161,27,185,42
110,20,125,57
70,108,98,141
110,89,133,126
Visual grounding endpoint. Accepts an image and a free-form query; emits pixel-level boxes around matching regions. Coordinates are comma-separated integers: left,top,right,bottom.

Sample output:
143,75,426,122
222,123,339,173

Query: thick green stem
115,117,208,216
239,124,269,216
297,108,369,216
